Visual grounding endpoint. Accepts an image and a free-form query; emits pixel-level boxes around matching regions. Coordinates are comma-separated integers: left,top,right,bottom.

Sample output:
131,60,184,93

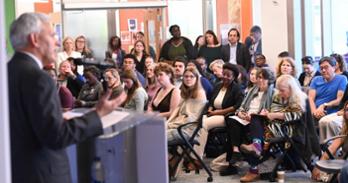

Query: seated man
308,56,347,127
318,84,348,143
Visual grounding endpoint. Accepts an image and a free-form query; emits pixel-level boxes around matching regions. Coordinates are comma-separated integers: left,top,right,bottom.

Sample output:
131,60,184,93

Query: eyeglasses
184,75,196,79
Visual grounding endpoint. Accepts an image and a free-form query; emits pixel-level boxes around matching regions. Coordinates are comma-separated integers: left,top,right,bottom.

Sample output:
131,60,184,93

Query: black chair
316,135,347,183
253,101,321,181
205,127,227,158
168,103,213,182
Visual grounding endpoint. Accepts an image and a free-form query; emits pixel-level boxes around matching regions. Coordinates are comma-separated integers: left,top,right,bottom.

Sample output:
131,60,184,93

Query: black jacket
221,42,252,71
209,81,244,111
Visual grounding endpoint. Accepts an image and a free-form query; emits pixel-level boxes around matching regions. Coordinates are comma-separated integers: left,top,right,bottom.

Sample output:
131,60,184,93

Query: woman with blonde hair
57,36,81,69
75,35,93,58
276,57,297,78
240,74,307,182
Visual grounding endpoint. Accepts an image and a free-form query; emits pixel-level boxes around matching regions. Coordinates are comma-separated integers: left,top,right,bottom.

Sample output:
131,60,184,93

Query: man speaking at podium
7,13,125,183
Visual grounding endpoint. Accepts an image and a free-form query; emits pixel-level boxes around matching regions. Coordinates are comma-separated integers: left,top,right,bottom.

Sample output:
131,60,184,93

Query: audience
145,63,161,110
245,67,260,93
209,59,225,83
298,56,320,89
276,57,297,79
312,101,348,181
58,59,85,98
193,35,205,54
134,31,156,59
121,70,148,112
57,36,81,70
75,35,93,59
123,54,146,87
240,74,307,182
309,56,347,121
131,40,148,74
173,56,186,88
159,24,196,61
167,67,207,179
221,28,251,71
222,68,275,176
195,56,216,85
75,66,103,108
254,54,269,68
247,25,262,64
196,63,244,168
44,67,74,111
105,36,125,68
331,53,348,79
198,30,222,67
150,63,181,119
103,68,123,99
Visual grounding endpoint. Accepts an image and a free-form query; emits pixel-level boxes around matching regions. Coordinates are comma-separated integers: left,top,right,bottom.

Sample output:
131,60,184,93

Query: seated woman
209,59,225,84
103,68,123,99
75,66,103,108
145,63,161,110
130,40,148,74
195,63,244,167
44,67,74,112
276,57,297,79
57,59,85,98
245,67,260,93
121,70,148,112
312,101,348,181
149,62,181,119
220,68,275,176
167,67,207,178
187,60,213,100
239,74,307,182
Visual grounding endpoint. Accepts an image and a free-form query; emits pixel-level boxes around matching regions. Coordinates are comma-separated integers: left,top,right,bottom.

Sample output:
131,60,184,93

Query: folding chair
316,135,347,183
168,103,213,182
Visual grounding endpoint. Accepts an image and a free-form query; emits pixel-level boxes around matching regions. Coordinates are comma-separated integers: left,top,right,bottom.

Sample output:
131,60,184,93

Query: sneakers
219,164,238,176
240,143,261,158
240,171,260,182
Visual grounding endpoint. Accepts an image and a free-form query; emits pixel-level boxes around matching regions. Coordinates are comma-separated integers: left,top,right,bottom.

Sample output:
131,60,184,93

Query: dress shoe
185,159,203,171
240,171,260,182
240,143,261,158
219,164,238,176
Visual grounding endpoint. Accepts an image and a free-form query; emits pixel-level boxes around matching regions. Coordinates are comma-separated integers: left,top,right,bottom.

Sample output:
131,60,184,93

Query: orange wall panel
240,0,253,41
34,0,53,14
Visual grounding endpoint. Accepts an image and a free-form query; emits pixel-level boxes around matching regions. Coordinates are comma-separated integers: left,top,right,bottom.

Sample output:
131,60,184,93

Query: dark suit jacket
221,42,252,71
8,52,103,183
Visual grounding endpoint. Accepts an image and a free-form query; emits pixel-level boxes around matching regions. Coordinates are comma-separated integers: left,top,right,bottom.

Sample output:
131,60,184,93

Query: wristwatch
323,103,329,108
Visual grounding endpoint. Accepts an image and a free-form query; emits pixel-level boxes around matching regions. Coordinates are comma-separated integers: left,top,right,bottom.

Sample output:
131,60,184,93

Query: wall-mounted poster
128,19,137,32
121,31,131,44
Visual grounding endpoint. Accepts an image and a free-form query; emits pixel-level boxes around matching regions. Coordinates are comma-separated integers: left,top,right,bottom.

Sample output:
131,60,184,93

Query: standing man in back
8,13,125,183
246,25,262,65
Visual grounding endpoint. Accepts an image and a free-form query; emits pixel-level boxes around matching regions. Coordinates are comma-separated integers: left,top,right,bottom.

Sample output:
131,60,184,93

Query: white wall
0,0,12,182
167,0,203,43
260,0,289,71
